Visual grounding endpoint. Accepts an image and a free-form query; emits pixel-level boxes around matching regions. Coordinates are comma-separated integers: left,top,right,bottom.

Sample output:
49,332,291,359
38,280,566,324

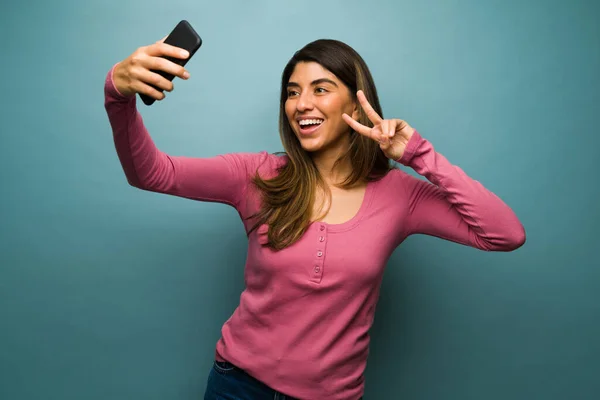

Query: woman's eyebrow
287,78,339,88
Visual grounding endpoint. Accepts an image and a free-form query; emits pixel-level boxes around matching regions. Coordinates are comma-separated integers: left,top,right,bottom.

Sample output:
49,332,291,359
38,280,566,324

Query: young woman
105,38,525,400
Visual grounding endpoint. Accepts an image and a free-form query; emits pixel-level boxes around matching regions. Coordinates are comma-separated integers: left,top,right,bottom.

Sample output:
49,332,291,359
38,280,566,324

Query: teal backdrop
1,0,599,399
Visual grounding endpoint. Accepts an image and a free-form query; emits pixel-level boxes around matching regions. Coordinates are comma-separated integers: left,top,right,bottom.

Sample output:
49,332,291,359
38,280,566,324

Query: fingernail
180,50,189,58
183,71,190,79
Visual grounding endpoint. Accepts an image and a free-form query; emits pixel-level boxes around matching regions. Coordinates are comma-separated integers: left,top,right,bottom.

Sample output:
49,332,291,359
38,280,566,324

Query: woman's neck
311,148,354,187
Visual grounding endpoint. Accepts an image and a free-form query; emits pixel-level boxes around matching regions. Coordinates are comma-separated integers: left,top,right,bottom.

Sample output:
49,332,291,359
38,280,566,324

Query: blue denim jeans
203,360,364,400
203,360,298,399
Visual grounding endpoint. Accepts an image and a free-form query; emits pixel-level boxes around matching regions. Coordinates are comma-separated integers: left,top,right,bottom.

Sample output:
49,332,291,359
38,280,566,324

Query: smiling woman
105,37,526,400
250,40,392,251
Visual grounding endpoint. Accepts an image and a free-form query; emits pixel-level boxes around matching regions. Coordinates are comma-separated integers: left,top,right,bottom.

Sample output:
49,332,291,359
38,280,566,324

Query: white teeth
299,119,324,126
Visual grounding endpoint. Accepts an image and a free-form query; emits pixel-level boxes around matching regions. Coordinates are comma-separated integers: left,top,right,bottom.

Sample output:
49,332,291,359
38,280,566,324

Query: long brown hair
249,39,392,250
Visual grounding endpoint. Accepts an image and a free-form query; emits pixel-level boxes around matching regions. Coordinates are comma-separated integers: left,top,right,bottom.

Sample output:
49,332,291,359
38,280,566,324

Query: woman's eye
287,91,299,97
316,87,327,93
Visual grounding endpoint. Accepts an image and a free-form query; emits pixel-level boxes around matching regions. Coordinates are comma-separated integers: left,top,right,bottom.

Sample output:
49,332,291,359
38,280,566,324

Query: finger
342,113,372,137
133,67,175,92
394,119,414,139
131,80,166,101
388,120,397,138
357,90,383,125
143,55,189,80
380,120,391,144
394,119,407,131
147,41,190,60
378,122,391,149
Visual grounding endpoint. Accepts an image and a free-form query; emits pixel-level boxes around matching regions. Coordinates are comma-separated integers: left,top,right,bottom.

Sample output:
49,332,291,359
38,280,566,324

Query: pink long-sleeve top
104,66,525,400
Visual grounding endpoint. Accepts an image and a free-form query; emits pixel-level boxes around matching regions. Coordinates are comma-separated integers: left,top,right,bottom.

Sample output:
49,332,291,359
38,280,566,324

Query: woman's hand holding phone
113,38,191,101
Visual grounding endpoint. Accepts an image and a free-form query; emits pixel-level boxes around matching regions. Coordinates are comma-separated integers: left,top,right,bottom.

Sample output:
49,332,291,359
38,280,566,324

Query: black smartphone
140,20,202,106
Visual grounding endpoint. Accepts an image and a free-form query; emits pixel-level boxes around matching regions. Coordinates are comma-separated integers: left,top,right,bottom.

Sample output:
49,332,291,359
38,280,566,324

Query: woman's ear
351,100,360,120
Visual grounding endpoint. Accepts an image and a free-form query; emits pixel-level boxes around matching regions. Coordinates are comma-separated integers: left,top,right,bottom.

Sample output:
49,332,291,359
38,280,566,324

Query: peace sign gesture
342,90,415,161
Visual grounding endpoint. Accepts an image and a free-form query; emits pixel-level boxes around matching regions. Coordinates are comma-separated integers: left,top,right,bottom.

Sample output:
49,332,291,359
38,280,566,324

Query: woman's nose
296,92,314,111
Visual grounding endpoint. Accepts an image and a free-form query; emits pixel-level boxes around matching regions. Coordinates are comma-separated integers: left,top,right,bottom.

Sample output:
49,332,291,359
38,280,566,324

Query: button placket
310,224,327,283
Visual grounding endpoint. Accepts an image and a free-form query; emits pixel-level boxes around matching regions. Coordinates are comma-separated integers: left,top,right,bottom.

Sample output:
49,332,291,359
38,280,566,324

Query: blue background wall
1,0,599,398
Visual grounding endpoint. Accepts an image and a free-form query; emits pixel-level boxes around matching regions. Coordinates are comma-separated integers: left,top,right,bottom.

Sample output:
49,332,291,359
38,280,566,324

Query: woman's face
285,62,358,155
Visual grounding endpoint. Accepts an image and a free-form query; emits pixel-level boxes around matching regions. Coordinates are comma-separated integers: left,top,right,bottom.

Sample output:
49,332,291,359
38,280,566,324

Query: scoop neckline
309,179,376,233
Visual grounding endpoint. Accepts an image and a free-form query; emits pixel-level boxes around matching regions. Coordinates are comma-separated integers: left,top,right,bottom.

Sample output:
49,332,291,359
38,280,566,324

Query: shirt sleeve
103,64,267,210
397,130,526,251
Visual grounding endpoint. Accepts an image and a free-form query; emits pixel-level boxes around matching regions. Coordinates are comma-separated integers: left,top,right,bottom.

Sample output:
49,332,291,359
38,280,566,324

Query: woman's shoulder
255,151,288,176
371,165,419,194
377,165,410,183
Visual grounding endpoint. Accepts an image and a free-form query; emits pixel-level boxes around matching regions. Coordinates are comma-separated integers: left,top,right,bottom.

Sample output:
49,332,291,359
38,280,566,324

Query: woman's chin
297,138,324,153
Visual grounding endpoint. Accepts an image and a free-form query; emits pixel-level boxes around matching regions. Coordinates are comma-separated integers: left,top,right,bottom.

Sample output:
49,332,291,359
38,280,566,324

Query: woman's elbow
501,224,526,252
